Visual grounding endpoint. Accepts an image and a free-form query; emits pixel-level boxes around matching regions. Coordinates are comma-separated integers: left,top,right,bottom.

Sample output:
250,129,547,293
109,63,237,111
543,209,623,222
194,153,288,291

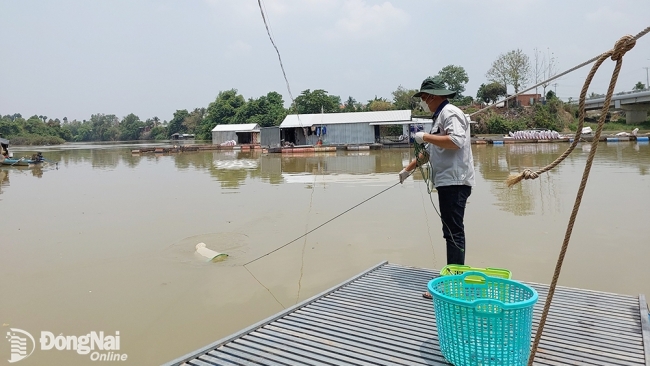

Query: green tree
532,103,559,131
263,91,287,126
24,115,50,135
486,55,510,105
149,125,169,140
89,114,119,141
199,89,246,140
235,92,287,127
182,108,205,133
0,116,22,137
505,49,531,94
293,89,341,114
486,49,531,105
477,82,507,104
205,89,246,125
119,113,144,140
476,84,488,104
546,90,557,101
366,96,393,111
343,96,358,112
437,65,469,97
392,86,419,111
61,119,85,141
168,109,190,136
633,81,646,91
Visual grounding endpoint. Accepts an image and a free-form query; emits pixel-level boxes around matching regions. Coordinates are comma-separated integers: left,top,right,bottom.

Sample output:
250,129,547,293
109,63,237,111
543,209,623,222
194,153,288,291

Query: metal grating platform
166,262,650,366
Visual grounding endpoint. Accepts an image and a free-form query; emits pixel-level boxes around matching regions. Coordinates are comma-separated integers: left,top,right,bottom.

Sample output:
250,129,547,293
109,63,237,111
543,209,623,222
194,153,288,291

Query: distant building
171,133,195,140
211,123,260,145
514,93,541,106
276,110,412,146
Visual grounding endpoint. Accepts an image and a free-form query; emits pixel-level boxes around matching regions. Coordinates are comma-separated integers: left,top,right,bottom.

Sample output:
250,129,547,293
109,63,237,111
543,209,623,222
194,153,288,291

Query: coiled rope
524,28,649,366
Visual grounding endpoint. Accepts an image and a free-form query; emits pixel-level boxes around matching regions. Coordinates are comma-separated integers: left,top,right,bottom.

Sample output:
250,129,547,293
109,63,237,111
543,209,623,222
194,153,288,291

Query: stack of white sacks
509,130,560,140
220,140,237,146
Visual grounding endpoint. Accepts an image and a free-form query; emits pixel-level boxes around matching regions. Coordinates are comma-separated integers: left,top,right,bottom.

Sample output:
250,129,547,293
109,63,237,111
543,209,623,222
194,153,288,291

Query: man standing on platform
398,76,475,299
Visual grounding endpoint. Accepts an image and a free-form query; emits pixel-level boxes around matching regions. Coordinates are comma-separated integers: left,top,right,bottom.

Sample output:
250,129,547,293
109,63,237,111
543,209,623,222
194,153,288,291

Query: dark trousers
437,185,472,265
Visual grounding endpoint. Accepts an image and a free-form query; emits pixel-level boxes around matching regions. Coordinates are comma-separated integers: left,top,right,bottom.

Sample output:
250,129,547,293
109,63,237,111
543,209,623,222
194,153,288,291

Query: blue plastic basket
428,272,538,366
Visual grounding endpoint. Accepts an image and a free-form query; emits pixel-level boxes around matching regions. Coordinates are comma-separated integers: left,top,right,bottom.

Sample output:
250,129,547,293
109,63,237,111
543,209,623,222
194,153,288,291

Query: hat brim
413,89,456,98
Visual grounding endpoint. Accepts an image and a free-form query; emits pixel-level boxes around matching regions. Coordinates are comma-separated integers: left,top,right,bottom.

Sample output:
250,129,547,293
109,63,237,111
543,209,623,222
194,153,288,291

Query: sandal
422,291,432,300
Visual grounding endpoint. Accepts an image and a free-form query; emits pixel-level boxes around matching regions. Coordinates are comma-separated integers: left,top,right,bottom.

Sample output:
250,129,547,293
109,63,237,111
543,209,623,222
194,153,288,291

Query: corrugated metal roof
280,110,412,128
369,121,421,126
212,123,259,132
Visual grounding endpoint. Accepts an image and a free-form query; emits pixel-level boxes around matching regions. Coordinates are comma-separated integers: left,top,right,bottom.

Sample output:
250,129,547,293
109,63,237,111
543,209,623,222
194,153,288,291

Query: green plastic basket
441,264,512,284
428,271,538,366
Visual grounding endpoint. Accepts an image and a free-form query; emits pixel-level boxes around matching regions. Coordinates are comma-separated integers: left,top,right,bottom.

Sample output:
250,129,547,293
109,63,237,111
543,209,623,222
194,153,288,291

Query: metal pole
643,67,649,90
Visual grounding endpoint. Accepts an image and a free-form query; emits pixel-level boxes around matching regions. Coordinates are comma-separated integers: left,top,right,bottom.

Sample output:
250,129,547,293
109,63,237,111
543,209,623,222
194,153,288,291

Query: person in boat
398,76,476,299
1,136,9,160
31,152,44,162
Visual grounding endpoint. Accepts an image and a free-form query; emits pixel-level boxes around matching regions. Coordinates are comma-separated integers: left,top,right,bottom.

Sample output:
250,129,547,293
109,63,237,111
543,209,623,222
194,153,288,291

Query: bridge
583,90,650,124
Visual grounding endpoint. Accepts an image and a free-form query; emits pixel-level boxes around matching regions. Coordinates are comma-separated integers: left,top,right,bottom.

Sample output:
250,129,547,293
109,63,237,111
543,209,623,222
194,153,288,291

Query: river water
1,141,649,365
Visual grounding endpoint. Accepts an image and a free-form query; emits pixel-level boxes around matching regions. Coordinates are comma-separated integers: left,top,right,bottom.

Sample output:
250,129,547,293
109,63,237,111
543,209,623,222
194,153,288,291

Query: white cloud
327,1,409,41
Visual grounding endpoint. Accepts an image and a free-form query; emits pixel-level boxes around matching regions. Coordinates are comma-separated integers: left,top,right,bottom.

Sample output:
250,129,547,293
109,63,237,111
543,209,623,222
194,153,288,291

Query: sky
1,0,649,122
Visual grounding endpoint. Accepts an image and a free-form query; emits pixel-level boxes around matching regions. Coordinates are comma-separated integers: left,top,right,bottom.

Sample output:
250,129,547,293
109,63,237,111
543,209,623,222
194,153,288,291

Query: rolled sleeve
443,113,467,148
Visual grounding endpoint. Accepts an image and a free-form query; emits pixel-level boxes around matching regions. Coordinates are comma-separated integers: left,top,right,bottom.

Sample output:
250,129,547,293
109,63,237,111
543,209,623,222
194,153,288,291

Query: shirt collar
432,100,449,119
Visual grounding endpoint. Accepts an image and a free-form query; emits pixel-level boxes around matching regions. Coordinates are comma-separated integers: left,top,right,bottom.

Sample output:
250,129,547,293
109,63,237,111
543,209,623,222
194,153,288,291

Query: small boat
0,137,46,166
1,156,45,166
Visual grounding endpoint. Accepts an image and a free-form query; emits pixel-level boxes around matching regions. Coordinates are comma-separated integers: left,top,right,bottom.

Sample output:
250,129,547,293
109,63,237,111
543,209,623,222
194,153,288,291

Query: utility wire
257,0,294,104
257,0,302,128
471,26,650,118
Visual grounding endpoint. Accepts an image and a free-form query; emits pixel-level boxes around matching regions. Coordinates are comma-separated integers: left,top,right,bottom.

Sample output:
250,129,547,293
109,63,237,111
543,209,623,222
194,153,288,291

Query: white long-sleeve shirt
426,103,475,187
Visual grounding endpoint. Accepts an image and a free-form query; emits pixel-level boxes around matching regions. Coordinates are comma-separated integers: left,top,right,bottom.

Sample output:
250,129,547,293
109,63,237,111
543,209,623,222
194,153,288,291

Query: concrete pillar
620,104,650,124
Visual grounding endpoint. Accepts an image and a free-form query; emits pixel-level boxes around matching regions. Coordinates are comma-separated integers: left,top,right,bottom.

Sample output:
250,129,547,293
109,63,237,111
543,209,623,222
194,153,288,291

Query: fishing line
243,265,285,309
413,142,464,254
247,0,316,308
296,173,318,304
242,178,405,310
244,180,405,267
418,174,437,268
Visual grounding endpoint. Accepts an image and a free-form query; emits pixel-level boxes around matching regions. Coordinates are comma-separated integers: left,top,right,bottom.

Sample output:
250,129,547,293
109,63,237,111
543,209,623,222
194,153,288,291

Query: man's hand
398,168,411,184
415,132,426,144
416,150,430,166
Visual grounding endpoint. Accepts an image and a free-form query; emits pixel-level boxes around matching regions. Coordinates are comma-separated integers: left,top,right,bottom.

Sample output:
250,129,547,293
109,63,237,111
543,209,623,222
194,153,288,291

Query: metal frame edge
162,260,389,366
640,294,650,366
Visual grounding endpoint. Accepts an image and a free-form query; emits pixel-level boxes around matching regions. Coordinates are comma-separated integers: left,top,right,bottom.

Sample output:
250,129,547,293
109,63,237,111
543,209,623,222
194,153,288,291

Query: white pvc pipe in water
195,243,228,261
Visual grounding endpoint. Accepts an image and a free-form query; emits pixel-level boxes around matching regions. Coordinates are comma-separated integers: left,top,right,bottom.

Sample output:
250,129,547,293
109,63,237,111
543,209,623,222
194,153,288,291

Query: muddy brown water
1,141,649,365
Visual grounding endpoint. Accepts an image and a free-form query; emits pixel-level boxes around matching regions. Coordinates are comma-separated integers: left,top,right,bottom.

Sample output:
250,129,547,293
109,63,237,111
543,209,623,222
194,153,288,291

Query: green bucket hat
412,76,456,98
